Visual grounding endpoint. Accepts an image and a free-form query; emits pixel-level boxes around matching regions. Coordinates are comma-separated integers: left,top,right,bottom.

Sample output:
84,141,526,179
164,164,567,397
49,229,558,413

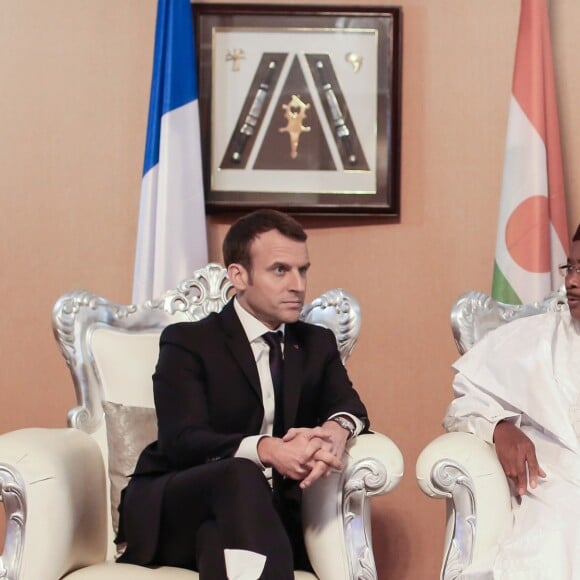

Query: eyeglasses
558,264,580,276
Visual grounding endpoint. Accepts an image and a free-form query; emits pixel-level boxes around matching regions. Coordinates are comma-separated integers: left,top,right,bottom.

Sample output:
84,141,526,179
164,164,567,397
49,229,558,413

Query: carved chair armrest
0,428,107,580
416,432,511,579
303,432,404,580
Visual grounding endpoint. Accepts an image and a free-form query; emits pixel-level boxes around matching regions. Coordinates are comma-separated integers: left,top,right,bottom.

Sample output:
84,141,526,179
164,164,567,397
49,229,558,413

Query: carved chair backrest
52,263,362,554
450,286,569,355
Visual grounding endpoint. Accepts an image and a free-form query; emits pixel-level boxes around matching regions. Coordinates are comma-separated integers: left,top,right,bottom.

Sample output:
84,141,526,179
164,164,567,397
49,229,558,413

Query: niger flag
492,0,569,304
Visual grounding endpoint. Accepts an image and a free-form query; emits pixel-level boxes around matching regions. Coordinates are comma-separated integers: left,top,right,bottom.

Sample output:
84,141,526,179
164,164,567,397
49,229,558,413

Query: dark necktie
262,331,284,437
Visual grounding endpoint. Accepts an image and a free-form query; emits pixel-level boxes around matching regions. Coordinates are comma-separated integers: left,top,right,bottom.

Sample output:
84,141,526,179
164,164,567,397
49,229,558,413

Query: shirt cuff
488,413,522,445
234,435,269,469
482,413,521,444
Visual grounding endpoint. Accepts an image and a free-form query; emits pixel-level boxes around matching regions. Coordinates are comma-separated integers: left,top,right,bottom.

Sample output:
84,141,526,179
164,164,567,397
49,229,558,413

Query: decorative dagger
231,60,277,163
315,60,357,166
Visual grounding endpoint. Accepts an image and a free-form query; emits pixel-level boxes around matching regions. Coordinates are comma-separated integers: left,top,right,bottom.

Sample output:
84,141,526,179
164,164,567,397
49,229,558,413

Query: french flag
132,0,208,304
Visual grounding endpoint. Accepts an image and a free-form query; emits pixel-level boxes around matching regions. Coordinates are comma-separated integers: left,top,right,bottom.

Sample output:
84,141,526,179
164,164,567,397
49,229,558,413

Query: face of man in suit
228,228,311,329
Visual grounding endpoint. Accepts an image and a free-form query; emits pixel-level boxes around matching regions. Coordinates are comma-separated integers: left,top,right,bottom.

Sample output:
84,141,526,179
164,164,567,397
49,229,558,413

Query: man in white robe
443,225,580,579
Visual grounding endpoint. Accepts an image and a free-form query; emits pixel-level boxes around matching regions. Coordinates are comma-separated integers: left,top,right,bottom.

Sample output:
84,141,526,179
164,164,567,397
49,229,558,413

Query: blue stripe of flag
143,0,199,176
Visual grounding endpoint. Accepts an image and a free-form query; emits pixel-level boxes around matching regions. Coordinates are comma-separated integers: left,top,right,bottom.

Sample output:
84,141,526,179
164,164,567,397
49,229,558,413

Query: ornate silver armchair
415,287,568,580
0,264,404,580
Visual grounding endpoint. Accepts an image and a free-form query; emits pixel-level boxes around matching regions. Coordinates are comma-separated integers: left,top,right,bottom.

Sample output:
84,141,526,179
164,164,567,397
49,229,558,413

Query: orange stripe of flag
512,0,568,253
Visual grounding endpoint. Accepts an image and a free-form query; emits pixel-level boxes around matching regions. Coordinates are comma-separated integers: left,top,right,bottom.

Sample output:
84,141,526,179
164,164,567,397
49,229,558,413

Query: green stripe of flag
492,261,522,305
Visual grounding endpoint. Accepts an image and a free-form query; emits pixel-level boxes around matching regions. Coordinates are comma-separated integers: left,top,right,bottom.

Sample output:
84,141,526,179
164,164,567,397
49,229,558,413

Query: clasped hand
493,420,547,496
258,421,350,490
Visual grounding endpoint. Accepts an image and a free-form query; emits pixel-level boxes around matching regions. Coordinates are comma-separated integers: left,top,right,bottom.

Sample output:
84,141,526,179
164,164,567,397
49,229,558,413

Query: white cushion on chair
63,563,199,578
91,329,162,407
63,562,317,579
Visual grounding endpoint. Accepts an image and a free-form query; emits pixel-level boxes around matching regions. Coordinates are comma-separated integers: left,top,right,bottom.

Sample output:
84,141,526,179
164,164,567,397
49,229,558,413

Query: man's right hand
257,433,342,482
493,420,546,495
284,423,350,489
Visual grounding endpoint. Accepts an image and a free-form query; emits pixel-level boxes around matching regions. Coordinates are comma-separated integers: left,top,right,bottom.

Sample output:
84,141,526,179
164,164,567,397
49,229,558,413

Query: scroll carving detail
342,458,388,580
451,286,568,354
431,460,477,580
0,465,26,580
301,288,361,364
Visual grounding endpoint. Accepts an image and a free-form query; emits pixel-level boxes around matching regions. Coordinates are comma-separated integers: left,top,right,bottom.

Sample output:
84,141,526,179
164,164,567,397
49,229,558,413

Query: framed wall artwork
195,4,402,215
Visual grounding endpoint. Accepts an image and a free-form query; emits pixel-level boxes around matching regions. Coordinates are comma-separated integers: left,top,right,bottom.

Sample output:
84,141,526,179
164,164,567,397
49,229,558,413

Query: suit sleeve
152,325,245,470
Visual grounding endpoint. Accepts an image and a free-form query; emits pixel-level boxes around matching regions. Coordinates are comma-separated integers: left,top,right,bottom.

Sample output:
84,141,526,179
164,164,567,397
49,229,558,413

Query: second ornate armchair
0,264,404,580
415,288,568,580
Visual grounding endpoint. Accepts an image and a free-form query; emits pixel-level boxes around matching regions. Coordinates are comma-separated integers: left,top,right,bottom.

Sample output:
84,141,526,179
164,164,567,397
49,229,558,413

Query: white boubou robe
444,311,580,580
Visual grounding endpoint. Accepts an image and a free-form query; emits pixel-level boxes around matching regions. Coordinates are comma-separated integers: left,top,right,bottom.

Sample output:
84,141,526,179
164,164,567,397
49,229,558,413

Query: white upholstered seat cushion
63,562,317,579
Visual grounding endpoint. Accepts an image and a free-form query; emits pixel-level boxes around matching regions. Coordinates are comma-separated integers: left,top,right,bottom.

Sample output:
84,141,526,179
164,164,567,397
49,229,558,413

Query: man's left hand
283,421,350,488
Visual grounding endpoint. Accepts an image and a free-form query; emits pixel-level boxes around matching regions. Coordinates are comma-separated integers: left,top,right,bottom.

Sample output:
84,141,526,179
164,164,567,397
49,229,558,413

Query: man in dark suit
117,209,369,579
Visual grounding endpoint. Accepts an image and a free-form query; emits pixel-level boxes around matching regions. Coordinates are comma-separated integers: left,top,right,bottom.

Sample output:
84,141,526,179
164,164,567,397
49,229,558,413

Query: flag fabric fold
132,0,208,304
492,0,569,305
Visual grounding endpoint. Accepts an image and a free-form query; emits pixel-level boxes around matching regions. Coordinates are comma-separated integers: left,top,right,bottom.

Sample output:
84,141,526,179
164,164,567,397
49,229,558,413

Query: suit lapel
220,300,262,400
283,324,304,430
219,302,306,424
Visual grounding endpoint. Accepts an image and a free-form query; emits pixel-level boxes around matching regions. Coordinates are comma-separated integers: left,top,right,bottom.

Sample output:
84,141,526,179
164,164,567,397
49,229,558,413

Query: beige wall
1,1,579,578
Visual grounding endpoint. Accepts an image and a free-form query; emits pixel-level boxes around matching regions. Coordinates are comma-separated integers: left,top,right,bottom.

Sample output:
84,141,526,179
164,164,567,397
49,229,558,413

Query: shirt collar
233,298,285,344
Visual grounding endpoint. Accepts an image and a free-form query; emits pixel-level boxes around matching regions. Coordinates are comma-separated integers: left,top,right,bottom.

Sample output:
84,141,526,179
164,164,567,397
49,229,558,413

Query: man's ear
227,263,249,292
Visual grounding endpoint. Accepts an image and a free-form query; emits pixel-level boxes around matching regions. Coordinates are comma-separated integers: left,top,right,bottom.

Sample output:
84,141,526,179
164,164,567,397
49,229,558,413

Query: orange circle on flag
505,195,550,273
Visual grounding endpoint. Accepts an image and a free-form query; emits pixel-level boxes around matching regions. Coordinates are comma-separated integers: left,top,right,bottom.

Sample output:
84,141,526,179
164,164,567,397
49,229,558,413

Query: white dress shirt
233,298,282,472
232,298,363,474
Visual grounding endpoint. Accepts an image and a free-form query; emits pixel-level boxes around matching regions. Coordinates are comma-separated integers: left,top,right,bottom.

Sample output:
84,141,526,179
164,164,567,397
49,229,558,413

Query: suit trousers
150,457,304,579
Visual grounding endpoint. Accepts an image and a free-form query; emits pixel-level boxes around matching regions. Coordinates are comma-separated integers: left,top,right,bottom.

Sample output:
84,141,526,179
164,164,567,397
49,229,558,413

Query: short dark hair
223,209,307,270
